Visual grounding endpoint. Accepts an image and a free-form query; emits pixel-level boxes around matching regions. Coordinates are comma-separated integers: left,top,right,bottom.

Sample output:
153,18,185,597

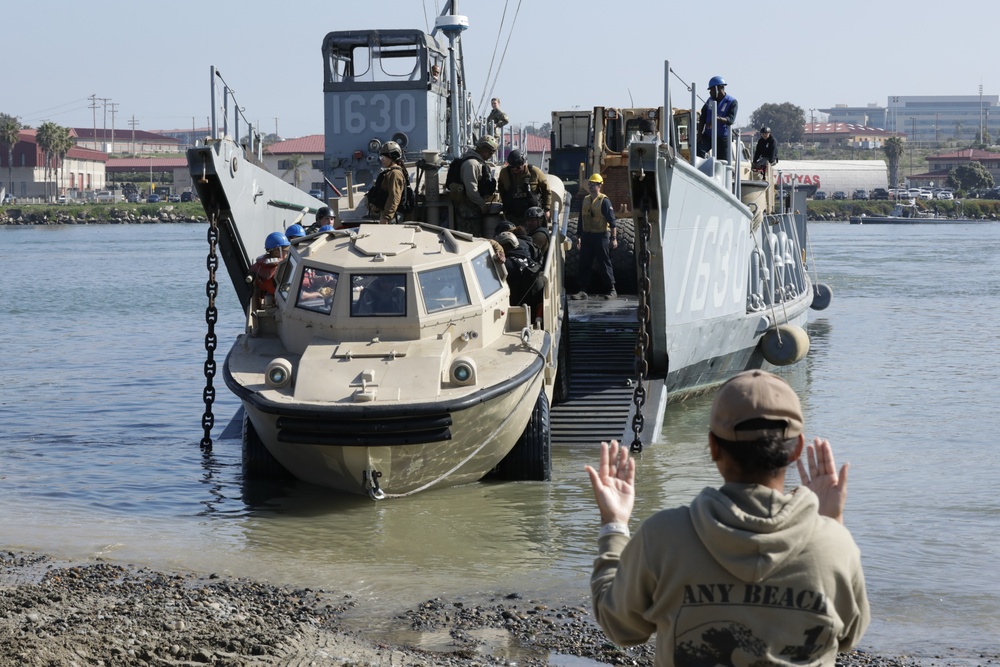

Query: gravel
0,551,988,666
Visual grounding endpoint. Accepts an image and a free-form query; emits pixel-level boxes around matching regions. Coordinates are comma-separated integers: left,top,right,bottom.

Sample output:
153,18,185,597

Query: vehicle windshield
418,264,470,313
351,273,407,317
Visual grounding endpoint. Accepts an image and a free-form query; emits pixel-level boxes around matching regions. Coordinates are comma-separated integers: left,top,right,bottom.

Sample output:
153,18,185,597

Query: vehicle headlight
265,358,293,389
449,356,477,386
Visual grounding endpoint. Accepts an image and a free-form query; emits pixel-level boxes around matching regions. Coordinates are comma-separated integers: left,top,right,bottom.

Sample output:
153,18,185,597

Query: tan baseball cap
710,370,803,441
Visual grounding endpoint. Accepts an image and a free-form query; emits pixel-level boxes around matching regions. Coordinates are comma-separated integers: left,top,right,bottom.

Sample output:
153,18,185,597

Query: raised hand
585,440,636,526
796,438,850,524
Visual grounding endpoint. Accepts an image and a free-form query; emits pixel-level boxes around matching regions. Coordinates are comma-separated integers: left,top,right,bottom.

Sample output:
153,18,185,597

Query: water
1,222,998,661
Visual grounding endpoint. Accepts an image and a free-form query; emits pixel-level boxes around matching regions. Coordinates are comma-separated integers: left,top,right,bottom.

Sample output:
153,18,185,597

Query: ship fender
811,283,833,311
759,324,810,366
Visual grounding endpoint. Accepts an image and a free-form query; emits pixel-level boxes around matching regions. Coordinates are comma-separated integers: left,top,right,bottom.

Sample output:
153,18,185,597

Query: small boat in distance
850,200,992,224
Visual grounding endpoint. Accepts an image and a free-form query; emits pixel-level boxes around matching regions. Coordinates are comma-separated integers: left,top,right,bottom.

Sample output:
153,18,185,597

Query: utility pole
980,83,984,144
89,95,99,151
274,117,279,141
99,97,111,152
109,102,119,156
129,116,138,155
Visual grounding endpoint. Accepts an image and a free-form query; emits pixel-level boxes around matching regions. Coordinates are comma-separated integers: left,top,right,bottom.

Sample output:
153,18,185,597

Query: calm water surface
1,222,997,660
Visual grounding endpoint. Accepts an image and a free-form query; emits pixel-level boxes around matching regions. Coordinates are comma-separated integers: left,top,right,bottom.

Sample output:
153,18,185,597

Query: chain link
200,214,220,451
630,211,652,453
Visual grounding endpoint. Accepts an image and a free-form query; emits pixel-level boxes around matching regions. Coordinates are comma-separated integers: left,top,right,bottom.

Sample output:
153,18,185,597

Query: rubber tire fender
242,415,293,480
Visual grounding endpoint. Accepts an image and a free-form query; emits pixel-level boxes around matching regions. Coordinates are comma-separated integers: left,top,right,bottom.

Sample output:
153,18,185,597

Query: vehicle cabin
261,224,530,352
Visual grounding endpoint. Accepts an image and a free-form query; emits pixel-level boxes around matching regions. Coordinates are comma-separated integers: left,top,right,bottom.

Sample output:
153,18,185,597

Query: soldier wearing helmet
571,173,617,301
307,206,337,234
696,75,738,162
248,231,290,306
368,140,407,224
447,134,499,235
497,149,550,225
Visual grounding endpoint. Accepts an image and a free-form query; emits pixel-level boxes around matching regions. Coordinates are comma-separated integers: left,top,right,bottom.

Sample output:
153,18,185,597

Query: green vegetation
807,199,1000,220
749,103,805,143
0,201,206,222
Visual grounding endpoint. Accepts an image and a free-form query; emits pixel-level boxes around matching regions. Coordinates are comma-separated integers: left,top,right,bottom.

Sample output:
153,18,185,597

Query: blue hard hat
708,75,727,88
265,231,290,249
317,224,334,233
285,224,306,239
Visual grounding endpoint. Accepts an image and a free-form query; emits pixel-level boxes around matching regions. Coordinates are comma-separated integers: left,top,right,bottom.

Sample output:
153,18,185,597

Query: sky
6,0,996,139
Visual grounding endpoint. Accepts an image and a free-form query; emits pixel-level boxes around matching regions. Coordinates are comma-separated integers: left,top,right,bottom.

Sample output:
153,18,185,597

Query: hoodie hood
689,483,818,582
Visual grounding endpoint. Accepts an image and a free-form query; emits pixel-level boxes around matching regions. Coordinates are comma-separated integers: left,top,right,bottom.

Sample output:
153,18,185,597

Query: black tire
553,303,571,405
564,217,580,294
242,415,293,480
492,390,551,481
563,216,637,294
611,217,637,294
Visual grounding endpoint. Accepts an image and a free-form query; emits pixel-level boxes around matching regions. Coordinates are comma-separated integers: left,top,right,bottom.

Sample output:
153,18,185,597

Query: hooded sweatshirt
591,483,869,667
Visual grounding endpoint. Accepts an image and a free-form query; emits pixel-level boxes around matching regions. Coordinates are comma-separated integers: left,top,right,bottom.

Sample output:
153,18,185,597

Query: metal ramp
551,298,661,446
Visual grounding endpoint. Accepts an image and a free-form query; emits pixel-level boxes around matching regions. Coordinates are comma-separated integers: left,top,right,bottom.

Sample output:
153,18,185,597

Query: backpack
368,166,416,214
445,155,497,199
504,251,544,307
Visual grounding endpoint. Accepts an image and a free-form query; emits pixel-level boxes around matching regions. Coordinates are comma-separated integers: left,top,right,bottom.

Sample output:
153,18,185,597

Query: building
906,148,1000,187
802,123,893,150
0,129,109,199
106,157,192,195
73,128,182,155
774,160,888,196
818,104,888,129
885,95,999,144
262,134,327,194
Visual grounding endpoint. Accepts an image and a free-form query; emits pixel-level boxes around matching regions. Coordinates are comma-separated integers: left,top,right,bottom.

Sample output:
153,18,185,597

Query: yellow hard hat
588,173,604,184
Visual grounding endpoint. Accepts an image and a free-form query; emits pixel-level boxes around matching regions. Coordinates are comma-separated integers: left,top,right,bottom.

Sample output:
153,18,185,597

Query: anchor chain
630,210,652,453
200,213,220,451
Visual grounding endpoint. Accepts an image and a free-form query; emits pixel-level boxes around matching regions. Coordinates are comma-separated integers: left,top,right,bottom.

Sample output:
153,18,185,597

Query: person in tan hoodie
587,370,869,666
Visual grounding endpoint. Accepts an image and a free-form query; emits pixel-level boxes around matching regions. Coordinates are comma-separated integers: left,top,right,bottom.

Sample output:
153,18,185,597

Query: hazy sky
7,0,995,138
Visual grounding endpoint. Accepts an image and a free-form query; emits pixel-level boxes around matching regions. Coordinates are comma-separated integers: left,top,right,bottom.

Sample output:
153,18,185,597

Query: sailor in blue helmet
696,75,738,162
248,231,290,305
285,223,306,240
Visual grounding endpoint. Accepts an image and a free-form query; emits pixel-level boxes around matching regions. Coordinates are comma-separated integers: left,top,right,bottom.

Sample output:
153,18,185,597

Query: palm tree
54,126,74,198
36,121,59,200
281,154,307,188
0,114,22,199
883,136,905,188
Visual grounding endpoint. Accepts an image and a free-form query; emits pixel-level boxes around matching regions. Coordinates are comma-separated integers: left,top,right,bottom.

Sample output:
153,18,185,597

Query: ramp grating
551,320,639,446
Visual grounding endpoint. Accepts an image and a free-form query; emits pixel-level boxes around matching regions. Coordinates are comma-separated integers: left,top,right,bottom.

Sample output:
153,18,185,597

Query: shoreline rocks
0,550,971,667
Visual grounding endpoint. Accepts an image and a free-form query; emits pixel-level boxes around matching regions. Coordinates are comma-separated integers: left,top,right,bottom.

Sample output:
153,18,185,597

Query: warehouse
772,160,888,197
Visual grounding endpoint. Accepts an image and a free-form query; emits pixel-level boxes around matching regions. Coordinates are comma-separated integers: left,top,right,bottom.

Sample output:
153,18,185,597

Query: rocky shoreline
0,208,204,226
1,550,973,667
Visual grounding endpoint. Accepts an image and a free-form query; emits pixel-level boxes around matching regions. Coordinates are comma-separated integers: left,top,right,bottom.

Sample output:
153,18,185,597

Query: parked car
180,191,195,202
95,190,120,203
832,191,847,200
871,188,889,200
308,189,324,199
167,194,181,203
126,193,140,203
1,194,15,205
813,190,827,200
852,189,868,200
56,195,68,204
147,194,161,203
936,190,954,200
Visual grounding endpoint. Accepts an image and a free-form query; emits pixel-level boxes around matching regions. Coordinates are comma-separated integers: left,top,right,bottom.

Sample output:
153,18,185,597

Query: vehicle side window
418,265,470,313
296,267,339,315
471,250,503,298
351,273,407,317
276,256,297,302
